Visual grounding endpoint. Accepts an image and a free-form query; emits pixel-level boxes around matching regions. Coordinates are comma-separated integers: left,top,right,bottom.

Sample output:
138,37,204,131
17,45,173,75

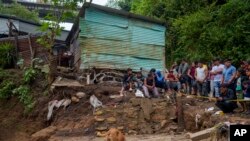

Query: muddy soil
1,73,250,141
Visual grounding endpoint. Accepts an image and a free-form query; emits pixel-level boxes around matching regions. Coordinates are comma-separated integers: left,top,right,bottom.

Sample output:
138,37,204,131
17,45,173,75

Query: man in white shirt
195,61,208,99
210,58,224,97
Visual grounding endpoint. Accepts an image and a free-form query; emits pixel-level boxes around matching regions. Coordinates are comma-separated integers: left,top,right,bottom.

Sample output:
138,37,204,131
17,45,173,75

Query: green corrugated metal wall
79,7,166,71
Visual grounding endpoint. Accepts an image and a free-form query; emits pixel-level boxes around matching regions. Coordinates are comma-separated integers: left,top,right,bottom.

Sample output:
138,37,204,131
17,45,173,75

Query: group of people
120,58,250,114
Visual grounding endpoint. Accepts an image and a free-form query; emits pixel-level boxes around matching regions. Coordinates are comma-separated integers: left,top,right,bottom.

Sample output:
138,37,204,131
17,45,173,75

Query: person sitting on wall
150,68,168,93
120,68,134,96
165,69,181,93
142,73,159,98
134,71,145,91
215,84,238,113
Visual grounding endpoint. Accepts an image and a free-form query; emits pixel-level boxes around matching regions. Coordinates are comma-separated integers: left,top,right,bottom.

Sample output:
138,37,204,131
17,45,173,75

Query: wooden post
177,96,185,132
14,35,19,68
8,19,13,37
28,34,34,60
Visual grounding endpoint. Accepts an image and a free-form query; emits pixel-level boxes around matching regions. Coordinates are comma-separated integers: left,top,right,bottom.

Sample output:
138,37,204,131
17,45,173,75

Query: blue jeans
197,82,208,97
214,81,221,97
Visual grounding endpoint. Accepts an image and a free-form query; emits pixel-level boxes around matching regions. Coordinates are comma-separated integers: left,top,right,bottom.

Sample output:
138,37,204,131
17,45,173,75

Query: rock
130,98,141,106
154,106,166,114
151,114,166,122
140,99,153,120
128,121,137,130
96,131,107,137
168,125,178,132
161,120,167,128
170,131,175,135
128,130,137,135
95,116,105,122
94,110,104,116
76,92,86,99
124,108,137,118
153,124,161,131
31,126,57,141
117,126,124,130
139,124,153,134
106,117,117,123
95,126,108,131
71,96,79,103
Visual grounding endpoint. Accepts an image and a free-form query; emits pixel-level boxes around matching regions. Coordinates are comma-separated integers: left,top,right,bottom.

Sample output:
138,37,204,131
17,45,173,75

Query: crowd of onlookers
120,58,250,114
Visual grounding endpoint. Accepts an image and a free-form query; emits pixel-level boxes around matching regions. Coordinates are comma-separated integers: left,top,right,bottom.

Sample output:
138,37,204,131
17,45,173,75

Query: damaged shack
75,3,166,71
0,14,80,70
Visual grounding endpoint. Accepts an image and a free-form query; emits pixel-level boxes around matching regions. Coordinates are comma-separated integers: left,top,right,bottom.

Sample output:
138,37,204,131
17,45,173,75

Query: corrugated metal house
77,3,166,71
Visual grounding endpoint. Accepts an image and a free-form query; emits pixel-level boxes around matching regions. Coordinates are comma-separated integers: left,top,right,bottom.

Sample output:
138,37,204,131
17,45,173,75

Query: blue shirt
223,65,236,83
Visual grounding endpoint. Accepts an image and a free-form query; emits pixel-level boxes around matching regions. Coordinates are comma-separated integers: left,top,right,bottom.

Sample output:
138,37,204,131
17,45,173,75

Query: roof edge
83,2,166,26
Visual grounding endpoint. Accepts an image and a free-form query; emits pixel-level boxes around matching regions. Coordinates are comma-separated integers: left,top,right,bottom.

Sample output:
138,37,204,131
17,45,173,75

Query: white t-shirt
211,64,224,81
196,67,206,81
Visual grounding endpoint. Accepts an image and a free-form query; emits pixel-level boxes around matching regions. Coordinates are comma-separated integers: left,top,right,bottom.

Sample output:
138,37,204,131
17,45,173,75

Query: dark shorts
180,75,190,84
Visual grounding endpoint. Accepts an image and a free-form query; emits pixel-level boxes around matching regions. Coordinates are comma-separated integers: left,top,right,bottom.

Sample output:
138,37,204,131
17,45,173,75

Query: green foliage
37,0,83,83
173,0,250,63
0,80,15,99
106,0,132,11
0,2,39,22
37,0,83,49
13,85,34,113
24,68,37,84
0,43,14,68
131,0,249,66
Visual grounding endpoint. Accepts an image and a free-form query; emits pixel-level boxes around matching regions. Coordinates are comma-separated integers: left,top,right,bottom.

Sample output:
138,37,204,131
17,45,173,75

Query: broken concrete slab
52,77,84,88
186,127,216,141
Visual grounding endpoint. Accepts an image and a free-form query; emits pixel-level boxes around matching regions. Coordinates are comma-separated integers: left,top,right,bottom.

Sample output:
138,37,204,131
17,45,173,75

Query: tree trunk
48,50,54,85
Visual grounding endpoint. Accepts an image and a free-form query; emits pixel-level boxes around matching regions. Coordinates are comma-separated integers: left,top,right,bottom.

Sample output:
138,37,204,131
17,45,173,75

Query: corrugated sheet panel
85,8,128,28
80,8,166,71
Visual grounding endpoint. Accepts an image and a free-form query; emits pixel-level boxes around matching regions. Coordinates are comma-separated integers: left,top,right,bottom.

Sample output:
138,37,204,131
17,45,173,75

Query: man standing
195,61,208,99
210,58,224,97
178,59,189,93
221,59,236,94
215,84,238,113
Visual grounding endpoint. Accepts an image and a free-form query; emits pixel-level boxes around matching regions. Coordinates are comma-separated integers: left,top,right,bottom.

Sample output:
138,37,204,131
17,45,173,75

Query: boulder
95,126,108,131
106,117,117,123
161,120,167,128
31,126,57,141
95,116,105,122
76,92,86,99
71,96,79,103
140,99,153,120
130,98,141,106
94,110,104,116
128,130,137,135
151,114,166,122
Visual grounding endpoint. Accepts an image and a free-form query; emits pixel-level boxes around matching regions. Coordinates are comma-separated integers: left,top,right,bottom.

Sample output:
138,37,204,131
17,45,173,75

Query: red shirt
167,73,176,81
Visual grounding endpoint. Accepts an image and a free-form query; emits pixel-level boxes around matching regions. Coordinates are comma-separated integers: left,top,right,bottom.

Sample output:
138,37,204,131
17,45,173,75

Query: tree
130,0,250,66
0,1,39,22
37,0,83,84
106,0,132,11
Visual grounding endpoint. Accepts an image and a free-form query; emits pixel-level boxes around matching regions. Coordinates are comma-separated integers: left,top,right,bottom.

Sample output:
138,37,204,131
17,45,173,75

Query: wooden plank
186,127,216,141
